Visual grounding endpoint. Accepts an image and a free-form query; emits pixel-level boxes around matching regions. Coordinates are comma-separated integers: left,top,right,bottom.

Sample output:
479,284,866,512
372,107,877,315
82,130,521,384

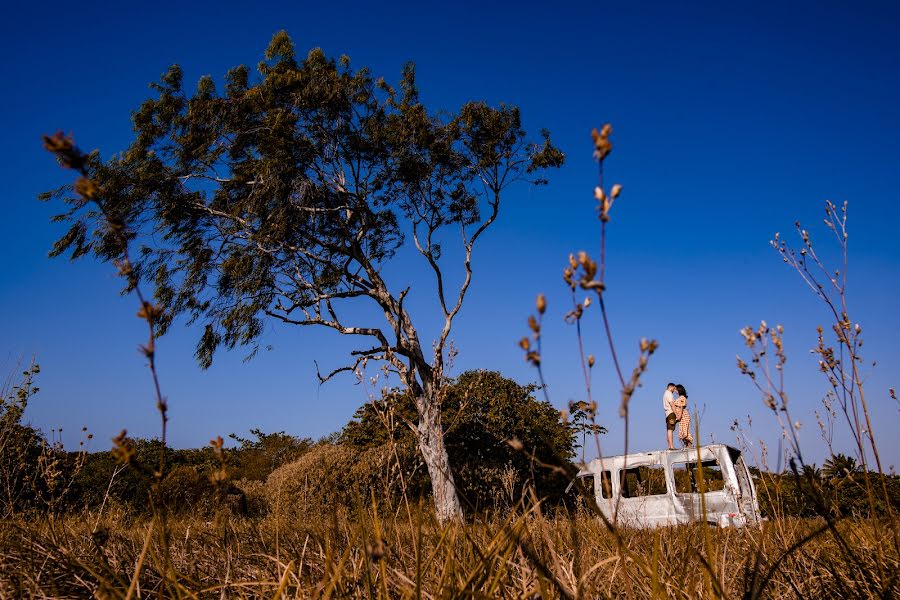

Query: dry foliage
0,508,896,598
265,444,392,522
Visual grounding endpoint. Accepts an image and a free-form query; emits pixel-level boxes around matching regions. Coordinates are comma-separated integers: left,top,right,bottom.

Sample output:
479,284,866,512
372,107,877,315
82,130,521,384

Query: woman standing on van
673,384,694,447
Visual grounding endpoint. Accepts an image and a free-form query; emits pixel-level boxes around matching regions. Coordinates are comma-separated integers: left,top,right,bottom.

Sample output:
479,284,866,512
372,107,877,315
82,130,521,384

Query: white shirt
663,389,675,416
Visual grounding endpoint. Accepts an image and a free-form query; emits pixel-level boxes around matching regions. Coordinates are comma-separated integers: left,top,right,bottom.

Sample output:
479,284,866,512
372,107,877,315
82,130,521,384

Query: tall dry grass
1,507,896,598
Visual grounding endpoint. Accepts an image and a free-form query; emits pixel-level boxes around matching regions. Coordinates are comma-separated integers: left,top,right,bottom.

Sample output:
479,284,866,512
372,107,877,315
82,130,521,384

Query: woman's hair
676,384,687,398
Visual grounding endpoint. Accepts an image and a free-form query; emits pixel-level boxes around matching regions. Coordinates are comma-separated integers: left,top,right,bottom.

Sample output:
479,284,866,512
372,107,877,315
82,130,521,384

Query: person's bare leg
667,427,675,450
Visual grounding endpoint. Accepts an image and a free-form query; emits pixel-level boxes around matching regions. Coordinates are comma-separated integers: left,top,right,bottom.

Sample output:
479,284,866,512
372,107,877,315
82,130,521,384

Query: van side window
598,471,612,498
672,460,726,493
620,465,667,498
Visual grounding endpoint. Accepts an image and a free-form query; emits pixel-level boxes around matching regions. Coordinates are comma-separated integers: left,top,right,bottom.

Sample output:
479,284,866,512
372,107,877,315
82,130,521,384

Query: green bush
66,441,219,514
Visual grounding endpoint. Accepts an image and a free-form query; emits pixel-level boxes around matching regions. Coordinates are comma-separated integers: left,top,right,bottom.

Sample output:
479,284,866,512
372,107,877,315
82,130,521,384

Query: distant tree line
752,455,900,520
4,363,897,520
2,367,576,517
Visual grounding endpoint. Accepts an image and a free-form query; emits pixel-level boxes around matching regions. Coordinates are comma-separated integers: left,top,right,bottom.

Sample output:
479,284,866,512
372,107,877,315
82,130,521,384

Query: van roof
578,444,742,474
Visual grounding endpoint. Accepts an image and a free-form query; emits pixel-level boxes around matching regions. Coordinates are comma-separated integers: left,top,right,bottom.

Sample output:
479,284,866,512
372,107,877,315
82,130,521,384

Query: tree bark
415,393,464,524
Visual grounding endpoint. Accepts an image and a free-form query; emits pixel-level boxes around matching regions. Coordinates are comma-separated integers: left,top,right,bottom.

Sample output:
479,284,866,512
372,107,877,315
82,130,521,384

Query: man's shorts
666,413,677,431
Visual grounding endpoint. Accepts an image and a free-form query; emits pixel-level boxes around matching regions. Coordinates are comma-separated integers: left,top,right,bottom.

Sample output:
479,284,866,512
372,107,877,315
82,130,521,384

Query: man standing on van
663,382,677,450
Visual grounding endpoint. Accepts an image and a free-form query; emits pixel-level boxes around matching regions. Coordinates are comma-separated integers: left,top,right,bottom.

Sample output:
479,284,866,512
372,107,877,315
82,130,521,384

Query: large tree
42,32,563,522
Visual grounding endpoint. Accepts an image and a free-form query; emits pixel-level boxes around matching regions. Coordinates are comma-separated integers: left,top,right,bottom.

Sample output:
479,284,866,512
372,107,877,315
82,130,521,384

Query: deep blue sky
2,1,898,470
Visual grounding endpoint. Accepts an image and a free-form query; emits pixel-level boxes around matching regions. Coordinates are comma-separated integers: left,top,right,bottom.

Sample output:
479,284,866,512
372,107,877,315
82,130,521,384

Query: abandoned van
575,444,761,528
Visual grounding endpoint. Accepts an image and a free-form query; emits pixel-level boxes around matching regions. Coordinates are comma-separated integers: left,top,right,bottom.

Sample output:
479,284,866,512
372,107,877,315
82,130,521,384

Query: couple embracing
663,383,693,449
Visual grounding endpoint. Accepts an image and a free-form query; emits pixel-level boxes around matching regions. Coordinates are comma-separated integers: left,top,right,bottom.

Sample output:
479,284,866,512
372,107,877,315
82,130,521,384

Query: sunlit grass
1,507,896,598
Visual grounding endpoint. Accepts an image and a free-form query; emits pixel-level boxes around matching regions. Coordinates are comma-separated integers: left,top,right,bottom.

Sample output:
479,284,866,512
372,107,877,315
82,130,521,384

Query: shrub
266,444,359,520
233,478,268,518
156,465,216,515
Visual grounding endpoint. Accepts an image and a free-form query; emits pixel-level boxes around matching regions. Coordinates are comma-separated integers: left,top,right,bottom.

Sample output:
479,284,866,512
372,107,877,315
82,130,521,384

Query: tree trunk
415,393,464,524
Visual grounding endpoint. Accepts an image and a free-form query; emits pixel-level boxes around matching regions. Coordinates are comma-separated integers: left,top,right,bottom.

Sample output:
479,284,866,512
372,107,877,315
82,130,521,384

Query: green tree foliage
228,428,313,480
41,31,563,522
67,439,219,514
342,370,574,510
821,453,859,479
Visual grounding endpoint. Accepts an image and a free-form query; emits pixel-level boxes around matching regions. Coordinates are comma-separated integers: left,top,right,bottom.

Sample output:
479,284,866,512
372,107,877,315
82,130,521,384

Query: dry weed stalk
522,124,657,471
1,358,92,518
736,199,899,595
519,125,719,595
43,132,169,484
43,131,237,593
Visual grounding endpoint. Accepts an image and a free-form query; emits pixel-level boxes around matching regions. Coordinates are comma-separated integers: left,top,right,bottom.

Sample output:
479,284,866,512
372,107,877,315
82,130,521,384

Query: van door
728,449,761,526
670,458,729,525
616,463,674,528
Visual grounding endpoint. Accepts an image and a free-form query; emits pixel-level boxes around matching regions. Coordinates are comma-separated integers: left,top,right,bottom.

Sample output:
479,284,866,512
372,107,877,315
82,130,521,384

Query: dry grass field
1,504,896,599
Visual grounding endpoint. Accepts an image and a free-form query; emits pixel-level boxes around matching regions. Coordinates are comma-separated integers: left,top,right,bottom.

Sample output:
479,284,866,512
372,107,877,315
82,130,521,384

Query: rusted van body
576,444,761,528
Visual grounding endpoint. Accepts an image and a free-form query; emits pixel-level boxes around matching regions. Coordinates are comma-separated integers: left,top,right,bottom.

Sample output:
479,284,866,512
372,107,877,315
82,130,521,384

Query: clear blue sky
1,1,898,470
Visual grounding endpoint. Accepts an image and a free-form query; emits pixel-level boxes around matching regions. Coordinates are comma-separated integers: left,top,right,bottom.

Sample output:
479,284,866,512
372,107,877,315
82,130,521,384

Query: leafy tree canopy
42,31,564,372
822,453,860,479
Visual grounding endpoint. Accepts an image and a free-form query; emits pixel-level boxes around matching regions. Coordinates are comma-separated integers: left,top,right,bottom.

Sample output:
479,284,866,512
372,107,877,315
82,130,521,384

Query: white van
574,444,761,528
